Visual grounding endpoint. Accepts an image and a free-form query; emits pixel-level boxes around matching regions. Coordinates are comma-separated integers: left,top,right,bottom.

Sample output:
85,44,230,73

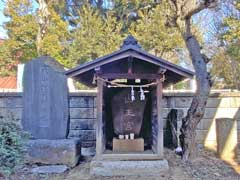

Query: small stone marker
22,56,69,139
31,165,68,174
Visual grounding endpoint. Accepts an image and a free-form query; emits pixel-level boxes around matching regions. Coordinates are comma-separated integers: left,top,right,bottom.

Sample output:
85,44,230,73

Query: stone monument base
90,159,169,176
25,139,81,168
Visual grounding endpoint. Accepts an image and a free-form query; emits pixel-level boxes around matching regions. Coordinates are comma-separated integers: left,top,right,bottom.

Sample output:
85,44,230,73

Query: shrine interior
102,79,157,154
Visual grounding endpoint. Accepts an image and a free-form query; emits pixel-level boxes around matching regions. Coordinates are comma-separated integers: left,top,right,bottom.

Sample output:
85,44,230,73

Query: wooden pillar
96,77,104,158
156,79,163,157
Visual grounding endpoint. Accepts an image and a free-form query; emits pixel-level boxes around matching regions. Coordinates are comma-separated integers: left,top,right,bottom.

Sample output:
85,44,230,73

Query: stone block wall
162,92,240,153
67,91,97,156
0,93,23,125
0,91,239,156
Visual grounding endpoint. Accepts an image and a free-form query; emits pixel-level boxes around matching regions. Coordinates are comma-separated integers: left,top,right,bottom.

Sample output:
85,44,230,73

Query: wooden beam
130,51,193,78
96,77,104,158
67,51,132,77
156,79,163,157
158,67,167,74
100,73,161,80
94,66,101,74
128,56,133,74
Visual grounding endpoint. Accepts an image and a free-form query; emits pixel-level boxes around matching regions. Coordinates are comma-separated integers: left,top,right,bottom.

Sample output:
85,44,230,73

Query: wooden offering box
113,138,144,152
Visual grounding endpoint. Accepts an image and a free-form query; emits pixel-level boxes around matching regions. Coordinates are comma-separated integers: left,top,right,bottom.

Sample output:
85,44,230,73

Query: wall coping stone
69,90,97,97
163,91,240,97
0,92,22,97
1,90,240,98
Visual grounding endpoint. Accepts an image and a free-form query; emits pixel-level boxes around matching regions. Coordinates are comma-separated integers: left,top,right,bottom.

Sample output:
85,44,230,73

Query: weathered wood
113,138,144,152
96,78,104,158
128,56,133,74
65,35,194,87
100,73,161,80
95,67,101,74
67,51,133,77
129,51,193,79
156,79,163,156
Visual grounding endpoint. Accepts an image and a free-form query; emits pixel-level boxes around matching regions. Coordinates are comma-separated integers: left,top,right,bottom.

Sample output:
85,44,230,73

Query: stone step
90,159,169,176
31,165,68,174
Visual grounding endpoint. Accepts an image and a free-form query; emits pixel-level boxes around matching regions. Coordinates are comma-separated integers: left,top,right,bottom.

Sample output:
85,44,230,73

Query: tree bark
36,0,50,56
179,17,212,161
168,0,217,160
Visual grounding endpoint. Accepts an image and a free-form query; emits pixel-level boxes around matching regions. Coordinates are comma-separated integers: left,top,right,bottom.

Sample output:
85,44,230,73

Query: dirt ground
6,148,240,180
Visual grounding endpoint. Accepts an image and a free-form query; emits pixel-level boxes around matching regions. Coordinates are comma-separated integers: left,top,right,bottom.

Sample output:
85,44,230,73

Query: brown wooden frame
95,76,164,160
96,77,104,158
156,79,164,157
100,73,161,80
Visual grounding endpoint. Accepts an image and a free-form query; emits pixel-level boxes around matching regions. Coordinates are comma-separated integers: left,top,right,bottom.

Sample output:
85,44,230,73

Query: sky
0,1,8,38
0,1,39,39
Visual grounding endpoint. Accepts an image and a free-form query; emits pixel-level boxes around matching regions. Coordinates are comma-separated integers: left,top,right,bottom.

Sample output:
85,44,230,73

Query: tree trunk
180,18,212,161
36,0,50,56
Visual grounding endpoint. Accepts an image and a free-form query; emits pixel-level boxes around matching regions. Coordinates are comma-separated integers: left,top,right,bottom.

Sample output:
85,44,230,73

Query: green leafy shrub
0,119,28,177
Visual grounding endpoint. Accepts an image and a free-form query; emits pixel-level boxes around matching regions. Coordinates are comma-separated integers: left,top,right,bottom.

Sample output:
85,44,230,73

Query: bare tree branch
201,53,211,63
183,0,218,19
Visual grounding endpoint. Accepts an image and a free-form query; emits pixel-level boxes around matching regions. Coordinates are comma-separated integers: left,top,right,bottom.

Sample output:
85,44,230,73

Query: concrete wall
0,91,239,156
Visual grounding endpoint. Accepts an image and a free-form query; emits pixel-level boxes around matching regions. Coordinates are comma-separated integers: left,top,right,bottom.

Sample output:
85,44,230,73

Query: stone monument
22,56,81,168
22,56,69,139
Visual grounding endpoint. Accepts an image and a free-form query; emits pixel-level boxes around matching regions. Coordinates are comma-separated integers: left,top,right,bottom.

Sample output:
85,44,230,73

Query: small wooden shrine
66,35,194,160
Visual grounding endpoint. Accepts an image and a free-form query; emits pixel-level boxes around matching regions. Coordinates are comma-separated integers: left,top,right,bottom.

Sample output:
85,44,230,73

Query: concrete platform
90,159,169,176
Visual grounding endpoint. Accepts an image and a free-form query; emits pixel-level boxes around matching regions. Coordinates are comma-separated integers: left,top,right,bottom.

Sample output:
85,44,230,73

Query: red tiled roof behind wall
0,76,17,89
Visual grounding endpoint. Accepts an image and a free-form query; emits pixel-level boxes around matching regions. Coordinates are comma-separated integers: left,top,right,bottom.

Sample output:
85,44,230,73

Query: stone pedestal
25,139,81,167
90,159,169,176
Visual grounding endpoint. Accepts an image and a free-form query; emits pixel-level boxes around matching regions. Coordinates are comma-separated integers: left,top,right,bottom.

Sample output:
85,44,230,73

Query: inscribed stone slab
22,56,69,139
